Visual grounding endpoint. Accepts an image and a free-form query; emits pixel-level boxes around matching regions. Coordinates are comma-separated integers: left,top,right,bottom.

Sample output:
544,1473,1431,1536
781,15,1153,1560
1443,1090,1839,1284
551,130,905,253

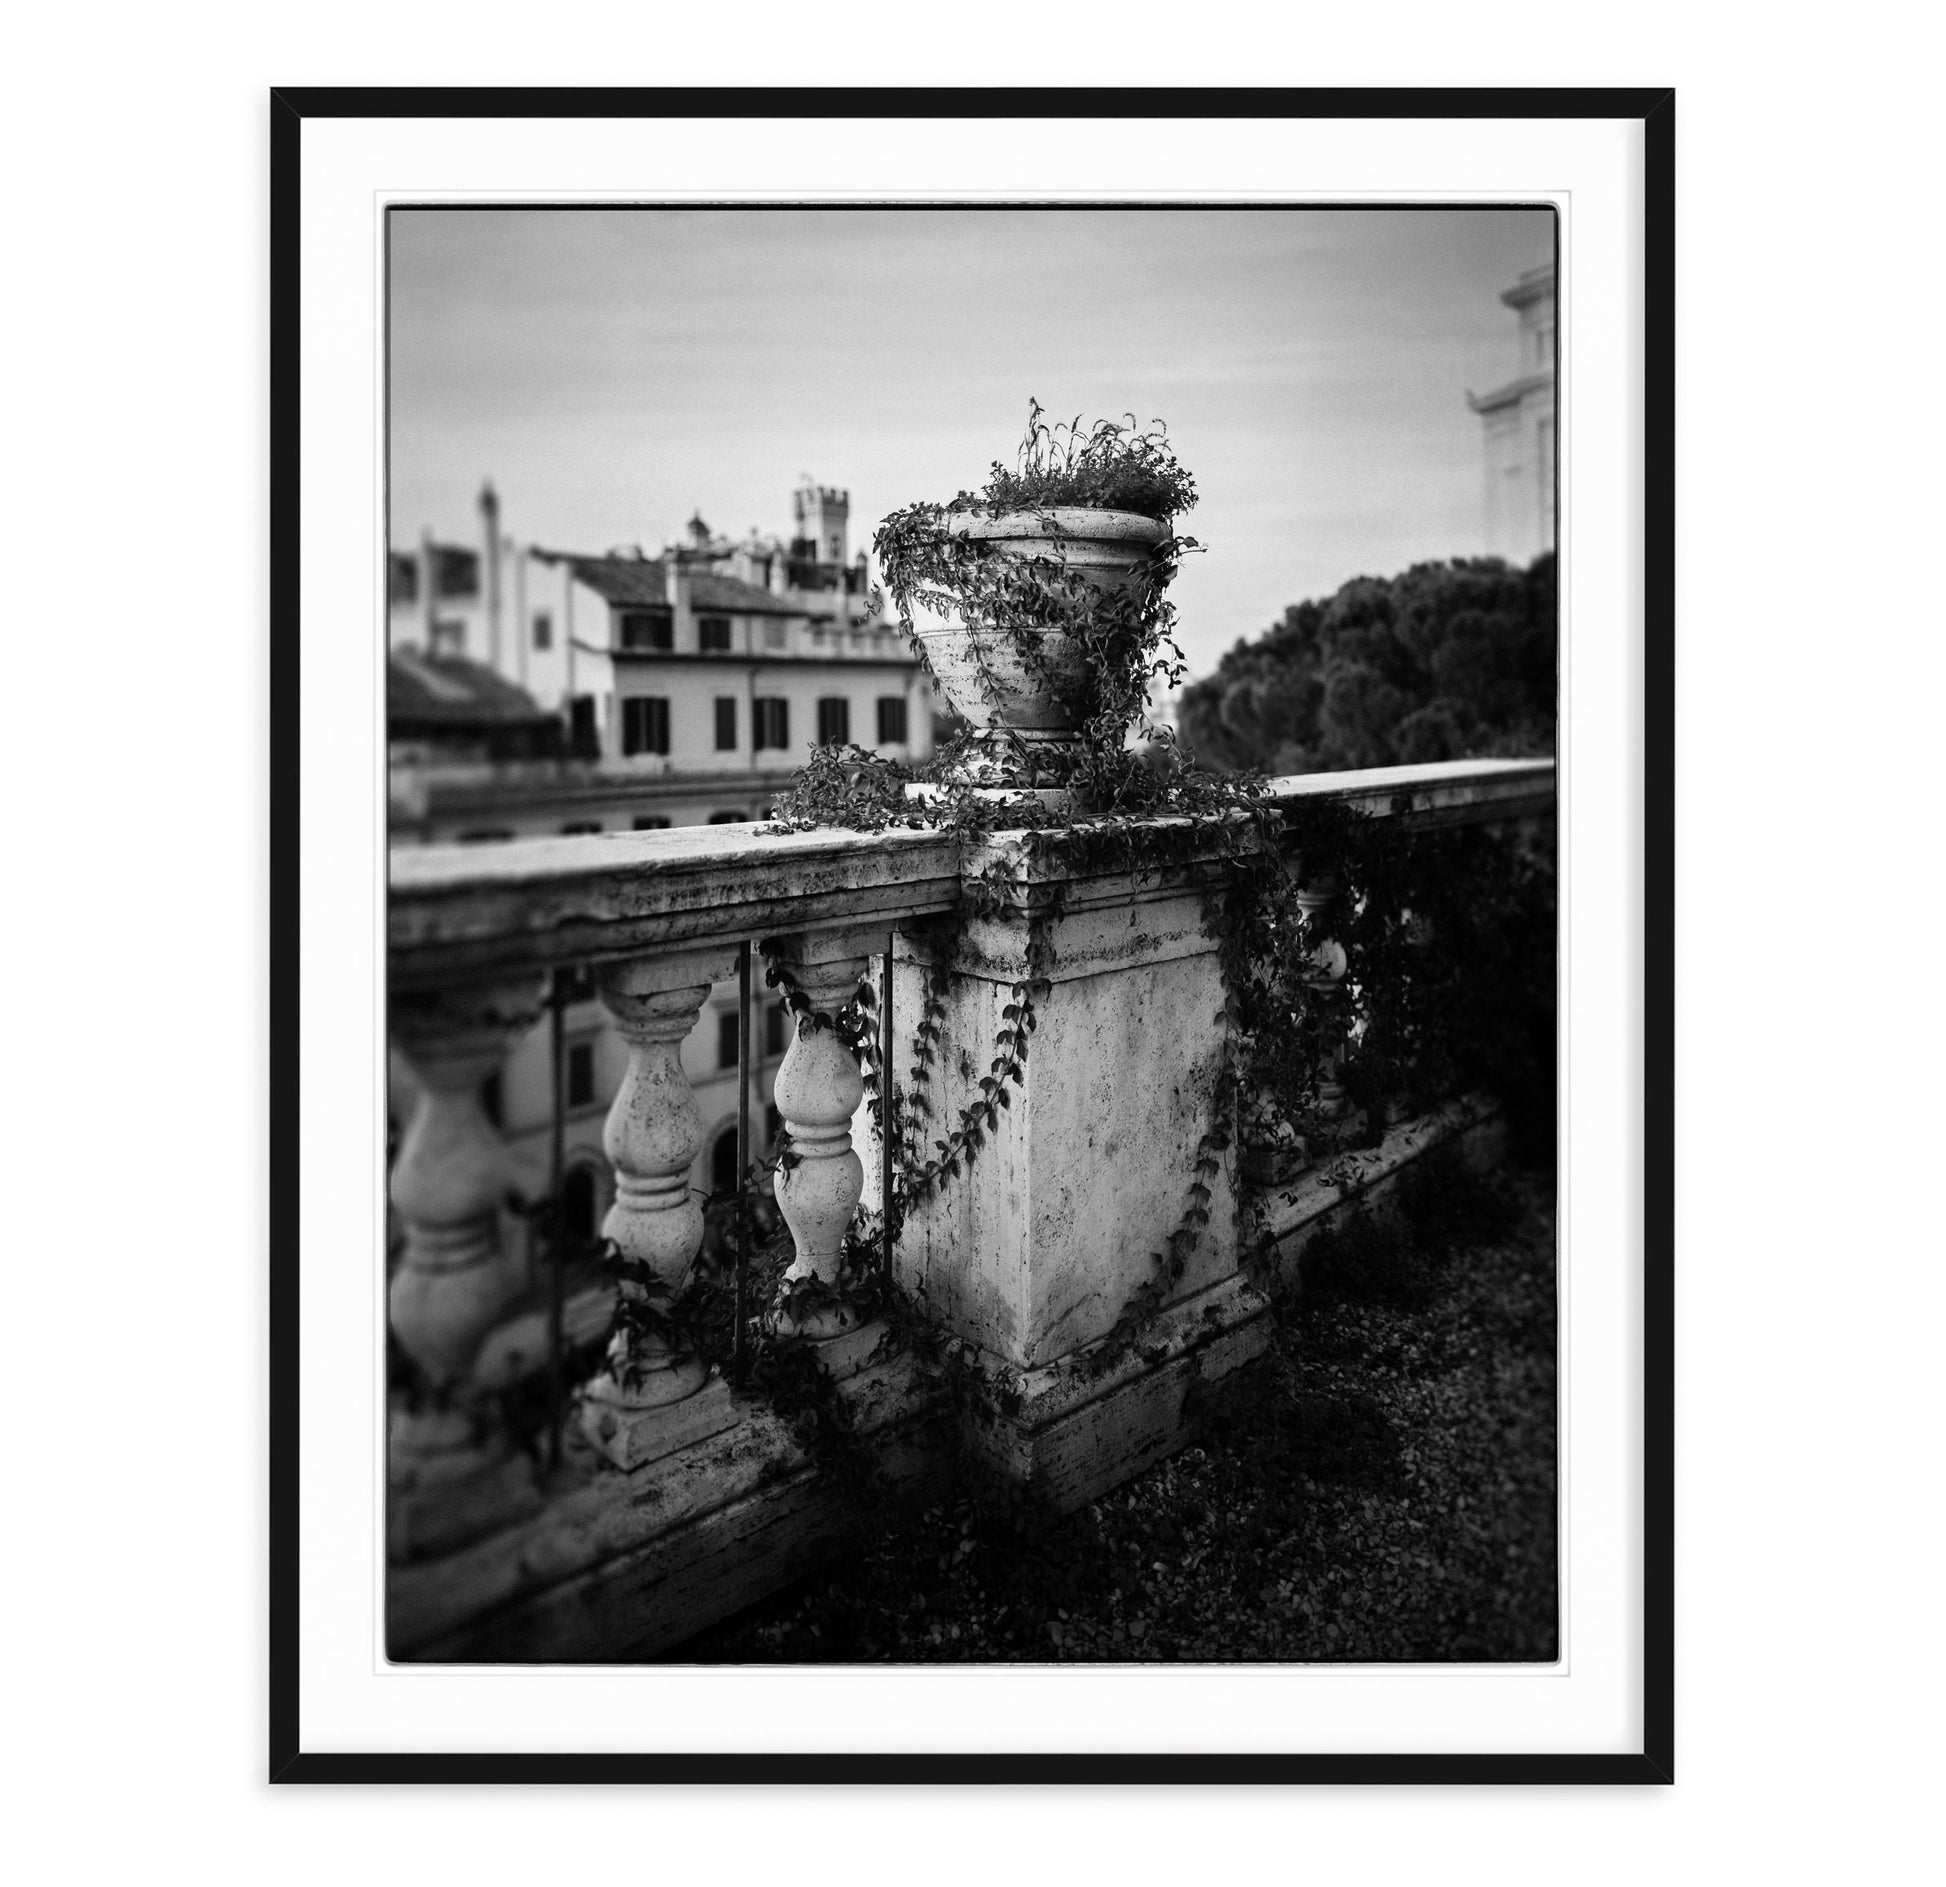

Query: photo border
269,85,1673,1783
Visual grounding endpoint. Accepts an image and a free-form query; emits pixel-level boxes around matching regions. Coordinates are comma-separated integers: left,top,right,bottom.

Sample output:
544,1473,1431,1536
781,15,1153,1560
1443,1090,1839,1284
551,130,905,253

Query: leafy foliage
1178,554,1556,775
971,398,1201,521
870,401,1203,801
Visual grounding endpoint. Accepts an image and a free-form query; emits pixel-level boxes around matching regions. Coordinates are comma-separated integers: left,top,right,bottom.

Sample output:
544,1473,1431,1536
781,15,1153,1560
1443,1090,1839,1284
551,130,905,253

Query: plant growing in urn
873,400,1202,807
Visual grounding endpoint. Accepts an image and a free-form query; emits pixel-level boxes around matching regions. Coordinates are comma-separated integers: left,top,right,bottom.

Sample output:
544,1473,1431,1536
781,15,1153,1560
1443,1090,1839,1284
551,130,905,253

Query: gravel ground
676,1154,1557,1664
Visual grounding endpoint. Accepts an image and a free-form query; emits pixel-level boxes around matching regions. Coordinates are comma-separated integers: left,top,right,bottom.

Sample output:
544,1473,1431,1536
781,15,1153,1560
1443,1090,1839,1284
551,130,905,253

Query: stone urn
903,507,1175,786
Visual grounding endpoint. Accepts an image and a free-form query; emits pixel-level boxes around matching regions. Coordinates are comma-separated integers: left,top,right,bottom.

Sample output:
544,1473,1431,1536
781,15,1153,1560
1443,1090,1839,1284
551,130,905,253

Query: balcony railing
384,756,1555,1657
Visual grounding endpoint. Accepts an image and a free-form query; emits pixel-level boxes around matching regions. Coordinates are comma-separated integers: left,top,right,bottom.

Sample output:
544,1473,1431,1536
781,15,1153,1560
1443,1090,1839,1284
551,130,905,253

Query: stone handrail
388,758,1555,988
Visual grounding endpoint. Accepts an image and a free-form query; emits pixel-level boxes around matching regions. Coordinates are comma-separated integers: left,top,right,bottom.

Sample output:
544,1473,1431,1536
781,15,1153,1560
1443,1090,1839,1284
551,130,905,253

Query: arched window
711,1127,740,1193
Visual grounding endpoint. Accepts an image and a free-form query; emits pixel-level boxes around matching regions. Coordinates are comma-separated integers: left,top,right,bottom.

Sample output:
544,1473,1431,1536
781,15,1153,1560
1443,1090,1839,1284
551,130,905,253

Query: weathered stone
387,761,1556,989
578,1367,741,1472
767,924,890,1360
895,880,1239,1370
388,1352,947,1660
388,978,546,1388
579,943,744,1469
1248,1092,1510,1293
959,1273,1274,1514
387,1404,544,1564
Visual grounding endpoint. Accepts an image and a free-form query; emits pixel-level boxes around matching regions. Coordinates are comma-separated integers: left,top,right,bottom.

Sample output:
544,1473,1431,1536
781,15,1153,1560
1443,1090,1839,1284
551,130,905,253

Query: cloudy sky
388,205,1553,679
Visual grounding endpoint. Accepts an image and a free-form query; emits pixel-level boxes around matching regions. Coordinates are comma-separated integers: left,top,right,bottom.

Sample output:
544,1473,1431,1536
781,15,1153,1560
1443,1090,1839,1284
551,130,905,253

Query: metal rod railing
734,940,752,1384
546,967,568,1470
881,944,894,1279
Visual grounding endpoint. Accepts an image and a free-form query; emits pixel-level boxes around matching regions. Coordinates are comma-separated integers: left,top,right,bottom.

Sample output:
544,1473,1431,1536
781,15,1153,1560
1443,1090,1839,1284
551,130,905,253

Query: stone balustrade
383,758,1555,1649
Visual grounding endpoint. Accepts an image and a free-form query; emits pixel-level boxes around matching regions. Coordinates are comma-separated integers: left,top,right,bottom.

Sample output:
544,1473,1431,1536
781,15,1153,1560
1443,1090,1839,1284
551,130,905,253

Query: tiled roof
388,650,555,727
561,557,669,608
563,555,810,618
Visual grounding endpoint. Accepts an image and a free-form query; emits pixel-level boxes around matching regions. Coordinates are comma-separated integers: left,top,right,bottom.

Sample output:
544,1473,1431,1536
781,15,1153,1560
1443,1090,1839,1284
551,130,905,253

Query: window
560,820,602,835
458,828,514,844
714,697,737,751
765,1003,786,1057
698,614,732,652
631,814,671,831
429,618,465,657
828,534,842,559
621,696,670,756
388,552,418,605
617,609,672,651
717,1011,739,1069
711,1128,740,1193
434,546,479,598
568,695,599,759
708,811,747,824
532,611,553,651
816,697,850,746
765,1103,783,1146
876,695,908,745
566,1041,596,1109
753,697,790,750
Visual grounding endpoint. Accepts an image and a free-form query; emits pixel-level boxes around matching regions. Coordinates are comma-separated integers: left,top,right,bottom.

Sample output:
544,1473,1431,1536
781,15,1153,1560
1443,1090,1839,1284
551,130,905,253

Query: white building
1468,264,1557,566
387,481,933,1255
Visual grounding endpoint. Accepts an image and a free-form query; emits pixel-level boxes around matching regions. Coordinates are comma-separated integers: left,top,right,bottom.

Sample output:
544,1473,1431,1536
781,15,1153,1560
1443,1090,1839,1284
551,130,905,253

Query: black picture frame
270,84,1673,1783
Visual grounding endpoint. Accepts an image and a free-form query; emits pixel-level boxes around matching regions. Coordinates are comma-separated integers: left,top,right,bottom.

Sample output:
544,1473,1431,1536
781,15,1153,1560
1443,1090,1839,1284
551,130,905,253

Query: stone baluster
1293,878,1350,1122
765,925,889,1379
579,945,742,1470
387,977,546,1560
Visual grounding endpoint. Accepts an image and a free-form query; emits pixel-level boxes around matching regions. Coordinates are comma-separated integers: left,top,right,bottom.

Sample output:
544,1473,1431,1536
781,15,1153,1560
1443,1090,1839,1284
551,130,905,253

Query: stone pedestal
580,1361,740,1472
890,860,1270,1502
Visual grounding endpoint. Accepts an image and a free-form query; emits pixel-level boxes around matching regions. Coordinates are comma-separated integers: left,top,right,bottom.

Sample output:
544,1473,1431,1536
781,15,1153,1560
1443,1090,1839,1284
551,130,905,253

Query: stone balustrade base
1248,1091,1509,1293
957,1272,1275,1515
388,1444,545,1566
386,1095,1521,1657
579,1369,743,1473
387,1352,949,1662
791,1316,892,1383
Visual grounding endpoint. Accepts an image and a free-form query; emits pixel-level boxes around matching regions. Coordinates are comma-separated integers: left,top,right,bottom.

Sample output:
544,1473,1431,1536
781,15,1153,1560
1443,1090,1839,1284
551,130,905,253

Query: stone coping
390,759,1555,988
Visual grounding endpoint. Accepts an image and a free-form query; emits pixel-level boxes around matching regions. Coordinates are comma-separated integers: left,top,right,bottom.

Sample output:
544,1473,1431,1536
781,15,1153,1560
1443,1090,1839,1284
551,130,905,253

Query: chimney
419,527,436,650
664,551,693,646
479,480,502,673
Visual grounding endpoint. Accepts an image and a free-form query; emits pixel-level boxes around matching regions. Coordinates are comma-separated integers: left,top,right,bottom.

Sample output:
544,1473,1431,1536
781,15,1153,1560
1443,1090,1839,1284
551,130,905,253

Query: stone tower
1467,264,1557,566
791,482,849,566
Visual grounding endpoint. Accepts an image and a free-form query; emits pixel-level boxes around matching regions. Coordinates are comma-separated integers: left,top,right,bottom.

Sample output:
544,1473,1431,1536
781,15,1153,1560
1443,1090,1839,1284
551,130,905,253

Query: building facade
1468,264,1557,567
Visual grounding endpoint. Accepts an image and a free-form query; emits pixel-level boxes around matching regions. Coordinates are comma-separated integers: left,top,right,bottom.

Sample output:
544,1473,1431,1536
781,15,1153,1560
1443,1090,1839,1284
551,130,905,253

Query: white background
4,2,1941,1881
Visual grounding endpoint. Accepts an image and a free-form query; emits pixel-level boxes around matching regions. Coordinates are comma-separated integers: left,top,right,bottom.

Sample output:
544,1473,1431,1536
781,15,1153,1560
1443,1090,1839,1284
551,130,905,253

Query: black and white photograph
17,10,1946,1866
381,200,1563,1669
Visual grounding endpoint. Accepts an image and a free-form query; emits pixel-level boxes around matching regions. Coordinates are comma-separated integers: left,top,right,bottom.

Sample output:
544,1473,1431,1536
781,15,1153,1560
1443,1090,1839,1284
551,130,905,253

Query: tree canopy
1177,554,1556,775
